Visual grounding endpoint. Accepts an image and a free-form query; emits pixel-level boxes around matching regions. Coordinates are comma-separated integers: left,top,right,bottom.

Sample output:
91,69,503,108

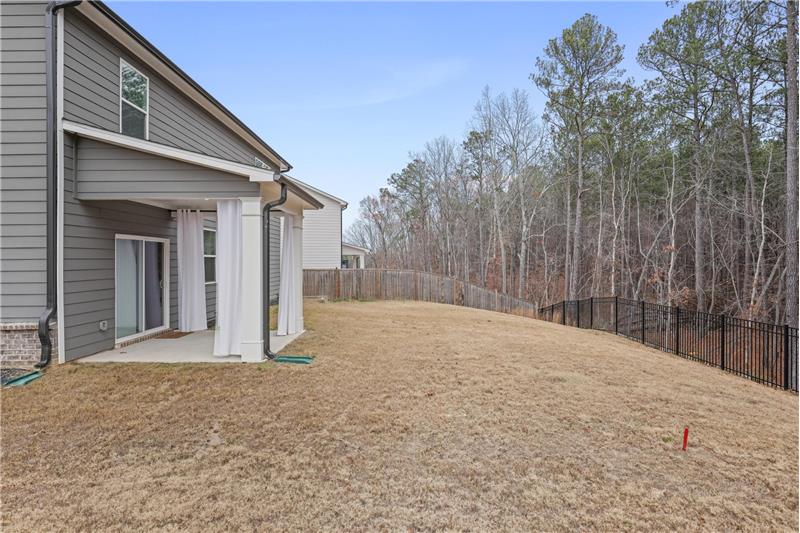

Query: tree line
346,0,799,326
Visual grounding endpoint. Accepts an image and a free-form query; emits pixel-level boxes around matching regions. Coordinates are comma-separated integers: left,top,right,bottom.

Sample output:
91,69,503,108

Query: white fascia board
62,121,276,182
342,242,370,253
284,175,348,207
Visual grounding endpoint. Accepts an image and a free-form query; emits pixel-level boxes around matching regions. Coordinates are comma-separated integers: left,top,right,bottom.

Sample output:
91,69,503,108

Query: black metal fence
539,296,798,392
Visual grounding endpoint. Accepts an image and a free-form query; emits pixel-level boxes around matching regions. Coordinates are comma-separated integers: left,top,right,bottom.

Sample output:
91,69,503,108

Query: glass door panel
115,238,142,339
144,241,164,330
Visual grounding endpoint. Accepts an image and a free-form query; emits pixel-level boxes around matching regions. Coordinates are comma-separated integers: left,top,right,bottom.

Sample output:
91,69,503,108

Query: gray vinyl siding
269,215,280,304
206,282,216,324
62,10,271,168
0,2,47,322
63,134,178,360
73,138,259,199
302,193,344,269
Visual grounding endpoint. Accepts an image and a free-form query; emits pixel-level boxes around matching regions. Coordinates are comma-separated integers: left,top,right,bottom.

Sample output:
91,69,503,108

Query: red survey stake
682,426,689,451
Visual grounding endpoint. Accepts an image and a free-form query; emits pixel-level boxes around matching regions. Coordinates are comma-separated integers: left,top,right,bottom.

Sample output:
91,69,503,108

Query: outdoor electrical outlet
99,320,108,332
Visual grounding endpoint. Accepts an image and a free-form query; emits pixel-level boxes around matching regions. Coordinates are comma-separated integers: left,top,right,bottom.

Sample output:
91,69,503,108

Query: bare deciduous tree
346,1,798,323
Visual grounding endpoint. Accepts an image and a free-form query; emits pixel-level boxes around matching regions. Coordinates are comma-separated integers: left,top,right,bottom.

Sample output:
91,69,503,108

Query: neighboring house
288,177,349,269
0,1,323,365
341,243,369,269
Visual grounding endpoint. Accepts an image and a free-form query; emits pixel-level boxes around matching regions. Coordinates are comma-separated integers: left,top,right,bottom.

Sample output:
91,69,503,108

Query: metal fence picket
539,296,798,393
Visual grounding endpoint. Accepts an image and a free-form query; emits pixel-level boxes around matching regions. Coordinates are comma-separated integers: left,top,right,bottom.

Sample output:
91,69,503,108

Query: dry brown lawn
2,300,797,531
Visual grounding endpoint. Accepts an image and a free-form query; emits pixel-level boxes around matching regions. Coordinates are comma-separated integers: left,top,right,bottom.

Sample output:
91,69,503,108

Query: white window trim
57,9,66,362
114,234,170,344
119,58,150,140
204,228,216,286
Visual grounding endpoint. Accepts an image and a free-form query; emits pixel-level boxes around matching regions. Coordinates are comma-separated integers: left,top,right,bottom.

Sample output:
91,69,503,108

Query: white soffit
63,121,276,182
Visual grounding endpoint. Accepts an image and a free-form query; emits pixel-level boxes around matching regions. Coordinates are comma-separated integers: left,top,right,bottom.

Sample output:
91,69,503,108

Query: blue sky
108,1,679,230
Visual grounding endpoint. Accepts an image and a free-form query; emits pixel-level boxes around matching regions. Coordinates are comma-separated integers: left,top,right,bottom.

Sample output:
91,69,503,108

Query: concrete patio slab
77,330,304,363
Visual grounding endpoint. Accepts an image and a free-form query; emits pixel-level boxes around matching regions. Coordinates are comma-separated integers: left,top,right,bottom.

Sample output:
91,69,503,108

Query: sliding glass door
115,236,168,341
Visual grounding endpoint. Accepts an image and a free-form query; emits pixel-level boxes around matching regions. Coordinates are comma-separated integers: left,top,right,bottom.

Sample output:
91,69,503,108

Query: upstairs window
120,60,149,139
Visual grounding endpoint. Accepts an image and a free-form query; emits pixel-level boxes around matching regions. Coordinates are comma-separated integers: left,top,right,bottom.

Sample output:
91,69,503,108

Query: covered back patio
62,123,322,363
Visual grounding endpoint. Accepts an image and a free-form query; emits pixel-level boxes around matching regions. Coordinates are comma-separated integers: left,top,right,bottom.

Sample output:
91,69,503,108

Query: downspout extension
263,183,288,359
37,0,82,369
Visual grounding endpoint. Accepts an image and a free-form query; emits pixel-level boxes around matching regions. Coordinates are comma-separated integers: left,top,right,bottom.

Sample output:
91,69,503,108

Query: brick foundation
0,322,58,366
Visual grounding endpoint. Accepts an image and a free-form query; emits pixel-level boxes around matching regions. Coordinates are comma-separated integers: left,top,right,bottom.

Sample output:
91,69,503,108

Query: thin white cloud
256,58,469,113
352,58,470,109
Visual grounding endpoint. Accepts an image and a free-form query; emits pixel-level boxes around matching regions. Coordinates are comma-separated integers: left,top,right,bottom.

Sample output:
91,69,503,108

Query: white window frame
119,58,150,140
204,228,216,286
113,234,170,344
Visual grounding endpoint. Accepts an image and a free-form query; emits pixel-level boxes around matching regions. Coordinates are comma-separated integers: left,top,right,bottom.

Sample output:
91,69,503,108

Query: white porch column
239,197,264,362
292,214,304,332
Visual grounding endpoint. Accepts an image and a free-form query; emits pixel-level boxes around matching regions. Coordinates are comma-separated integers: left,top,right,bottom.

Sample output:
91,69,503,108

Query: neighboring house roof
81,1,291,172
277,176,325,209
286,175,348,208
342,242,370,253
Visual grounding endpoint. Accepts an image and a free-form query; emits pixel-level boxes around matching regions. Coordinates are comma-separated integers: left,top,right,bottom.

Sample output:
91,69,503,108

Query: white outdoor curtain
277,213,297,336
177,210,207,332
213,199,243,356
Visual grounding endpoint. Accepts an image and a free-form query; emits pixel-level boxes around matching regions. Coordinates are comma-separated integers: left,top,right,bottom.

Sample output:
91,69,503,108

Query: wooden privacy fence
303,268,539,318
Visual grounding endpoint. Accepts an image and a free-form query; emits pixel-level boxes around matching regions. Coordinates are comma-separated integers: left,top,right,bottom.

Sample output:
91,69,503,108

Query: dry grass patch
2,300,797,531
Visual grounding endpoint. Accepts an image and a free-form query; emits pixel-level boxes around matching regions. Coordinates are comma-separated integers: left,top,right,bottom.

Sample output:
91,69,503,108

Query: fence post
589,297,594,329
674,306,680,355
720,314,726,371
576,299,581,328
640,300,646,345
784,324,791,391
562,301,566,325
614,296,619,335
